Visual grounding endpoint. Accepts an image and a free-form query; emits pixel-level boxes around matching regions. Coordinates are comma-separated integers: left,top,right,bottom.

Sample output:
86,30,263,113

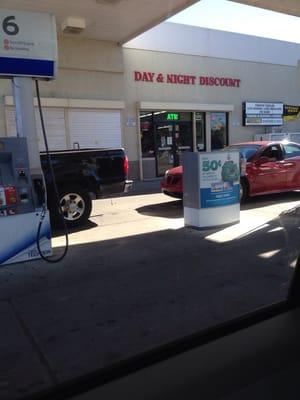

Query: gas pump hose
35,79,69,263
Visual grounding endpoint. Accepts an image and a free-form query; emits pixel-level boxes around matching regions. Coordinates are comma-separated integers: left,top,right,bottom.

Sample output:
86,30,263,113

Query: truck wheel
57,187,92,228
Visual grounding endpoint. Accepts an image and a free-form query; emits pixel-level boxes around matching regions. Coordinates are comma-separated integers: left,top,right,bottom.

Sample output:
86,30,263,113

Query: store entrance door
155,122,193,176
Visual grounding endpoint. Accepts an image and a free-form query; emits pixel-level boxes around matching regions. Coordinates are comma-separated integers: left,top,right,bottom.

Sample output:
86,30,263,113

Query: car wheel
56,187,92,228
240,179,248,203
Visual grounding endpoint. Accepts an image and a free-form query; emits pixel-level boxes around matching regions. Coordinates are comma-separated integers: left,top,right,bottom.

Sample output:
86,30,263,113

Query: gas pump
0,137,43,215
0,9,66,265
0,137,51,264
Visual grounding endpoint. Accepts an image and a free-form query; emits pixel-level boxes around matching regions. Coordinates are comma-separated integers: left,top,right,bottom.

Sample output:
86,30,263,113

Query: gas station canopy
0,0,198,44
230,0,300,17
0,0,298,46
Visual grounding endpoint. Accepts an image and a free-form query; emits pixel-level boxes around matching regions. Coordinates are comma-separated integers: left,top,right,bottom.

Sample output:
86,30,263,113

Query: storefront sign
200,152,240,208
199,76,240,87
283,105,300,122
134,71,241,87
243,102,283,126
166,112,179,121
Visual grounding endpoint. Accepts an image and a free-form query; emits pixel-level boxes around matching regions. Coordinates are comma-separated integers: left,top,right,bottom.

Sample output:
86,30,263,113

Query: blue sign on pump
0,10,57,79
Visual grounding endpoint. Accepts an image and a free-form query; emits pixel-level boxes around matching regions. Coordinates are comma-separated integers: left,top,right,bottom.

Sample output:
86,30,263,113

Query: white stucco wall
0,36,124,136
124,22,300,67
123,46,300,165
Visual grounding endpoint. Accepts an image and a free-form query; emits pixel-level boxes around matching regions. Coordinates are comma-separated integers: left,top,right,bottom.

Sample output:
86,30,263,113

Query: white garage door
6,107,67,151
68,109,122,149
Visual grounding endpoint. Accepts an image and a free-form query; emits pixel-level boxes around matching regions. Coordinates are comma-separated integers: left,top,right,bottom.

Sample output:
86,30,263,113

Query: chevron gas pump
0,9,58,265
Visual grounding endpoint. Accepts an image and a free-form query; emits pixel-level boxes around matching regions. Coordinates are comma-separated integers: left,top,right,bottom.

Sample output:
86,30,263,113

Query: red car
160,141,300,201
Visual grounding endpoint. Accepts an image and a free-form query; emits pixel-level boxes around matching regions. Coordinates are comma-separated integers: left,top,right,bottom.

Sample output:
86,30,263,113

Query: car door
282,143,300,190
251,144,287,194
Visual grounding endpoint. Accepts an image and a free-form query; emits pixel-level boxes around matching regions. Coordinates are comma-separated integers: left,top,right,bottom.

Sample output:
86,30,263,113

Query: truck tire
56,186,92,228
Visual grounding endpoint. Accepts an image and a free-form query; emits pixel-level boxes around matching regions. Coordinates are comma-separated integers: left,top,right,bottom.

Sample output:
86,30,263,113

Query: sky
168,0,300,43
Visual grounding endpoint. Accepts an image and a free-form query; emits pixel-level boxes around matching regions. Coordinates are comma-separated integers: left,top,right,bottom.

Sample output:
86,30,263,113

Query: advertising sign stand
183,151,240,230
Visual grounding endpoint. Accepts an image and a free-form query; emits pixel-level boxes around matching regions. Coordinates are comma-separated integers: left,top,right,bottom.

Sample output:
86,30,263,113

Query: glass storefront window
140,112,154,158
140,111,193,176
195,112,206,151
154,112,193,176
211,112,228,150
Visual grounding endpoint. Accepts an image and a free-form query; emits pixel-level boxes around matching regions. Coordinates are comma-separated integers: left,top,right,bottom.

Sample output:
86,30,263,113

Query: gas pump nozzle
32,175,46,208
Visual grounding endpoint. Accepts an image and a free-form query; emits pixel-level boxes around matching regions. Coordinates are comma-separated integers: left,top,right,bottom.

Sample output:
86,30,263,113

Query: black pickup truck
41,148,132,227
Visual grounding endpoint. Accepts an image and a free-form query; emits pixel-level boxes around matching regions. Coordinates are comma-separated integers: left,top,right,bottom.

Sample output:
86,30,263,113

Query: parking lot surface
1,188,300,399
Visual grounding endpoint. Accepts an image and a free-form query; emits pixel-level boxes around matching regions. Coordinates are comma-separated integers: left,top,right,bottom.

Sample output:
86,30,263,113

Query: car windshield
225,144,261,161
2,3,300,400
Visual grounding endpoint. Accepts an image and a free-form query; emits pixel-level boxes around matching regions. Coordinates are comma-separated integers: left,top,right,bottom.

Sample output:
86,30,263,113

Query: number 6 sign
0,9,57,79
2,16,19,35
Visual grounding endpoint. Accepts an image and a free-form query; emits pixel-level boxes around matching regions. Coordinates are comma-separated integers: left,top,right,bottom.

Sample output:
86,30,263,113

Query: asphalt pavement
1,184,300,399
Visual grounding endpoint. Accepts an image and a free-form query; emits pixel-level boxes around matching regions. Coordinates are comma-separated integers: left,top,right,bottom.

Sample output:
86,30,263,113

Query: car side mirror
256,156,270,165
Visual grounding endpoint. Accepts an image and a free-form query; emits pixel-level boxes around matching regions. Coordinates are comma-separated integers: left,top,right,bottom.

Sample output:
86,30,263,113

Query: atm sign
166,113,179,121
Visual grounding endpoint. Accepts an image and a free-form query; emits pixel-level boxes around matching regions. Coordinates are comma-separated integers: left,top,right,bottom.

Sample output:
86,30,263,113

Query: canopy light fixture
96,0,124,4
61,17,86,34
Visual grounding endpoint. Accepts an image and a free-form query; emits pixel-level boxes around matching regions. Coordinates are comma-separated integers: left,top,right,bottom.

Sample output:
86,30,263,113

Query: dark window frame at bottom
23,292,298,400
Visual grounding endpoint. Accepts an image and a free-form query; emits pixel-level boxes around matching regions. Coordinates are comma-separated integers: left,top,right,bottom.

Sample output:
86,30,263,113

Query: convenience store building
1,21,300,180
